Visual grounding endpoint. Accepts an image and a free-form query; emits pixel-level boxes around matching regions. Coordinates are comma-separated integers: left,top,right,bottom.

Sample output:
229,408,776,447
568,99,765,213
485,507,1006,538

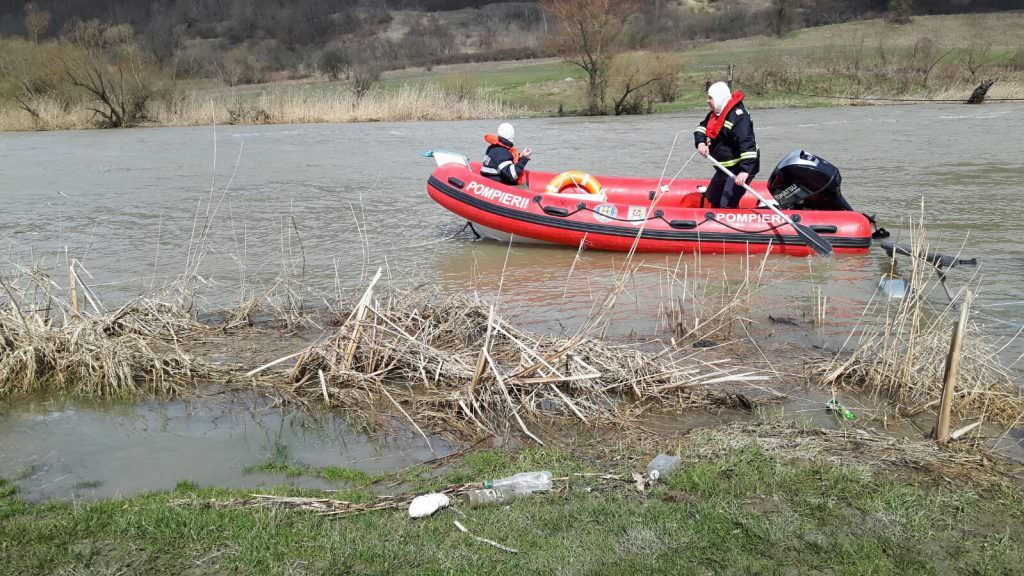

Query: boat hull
427,164,872,256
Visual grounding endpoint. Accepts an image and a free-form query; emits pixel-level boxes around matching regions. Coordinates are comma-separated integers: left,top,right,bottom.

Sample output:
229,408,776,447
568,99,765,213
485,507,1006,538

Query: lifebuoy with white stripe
545,170,602,194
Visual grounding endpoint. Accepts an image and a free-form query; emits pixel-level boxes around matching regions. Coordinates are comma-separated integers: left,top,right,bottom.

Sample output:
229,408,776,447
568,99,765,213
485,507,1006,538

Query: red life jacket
705,91,745,140
484,133,522,164
484,133,525,184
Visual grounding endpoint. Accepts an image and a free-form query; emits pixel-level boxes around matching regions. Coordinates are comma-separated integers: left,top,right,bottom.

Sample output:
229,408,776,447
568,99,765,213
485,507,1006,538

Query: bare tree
349,65,381,103
539,0,640,115
23,2,50,43
887,0,913,24
1,39,73,125
963,42,992,81
318,47,351,81
608,52,677,115
60,21,157,128
904,37,953,88
768,0,797,37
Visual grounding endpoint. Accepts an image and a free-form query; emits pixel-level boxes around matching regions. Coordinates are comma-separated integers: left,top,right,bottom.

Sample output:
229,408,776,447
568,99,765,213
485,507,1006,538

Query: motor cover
767,150,851,211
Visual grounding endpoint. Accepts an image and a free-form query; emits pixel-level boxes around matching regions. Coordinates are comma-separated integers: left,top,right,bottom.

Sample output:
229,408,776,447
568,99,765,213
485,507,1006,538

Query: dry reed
153,83,523,127
0,82,522,131
247,269,777,441
174,481,479,518
0,264,212,398
816,213,1023,425
1,253,778,442
664,263,761,343
0,96,95,131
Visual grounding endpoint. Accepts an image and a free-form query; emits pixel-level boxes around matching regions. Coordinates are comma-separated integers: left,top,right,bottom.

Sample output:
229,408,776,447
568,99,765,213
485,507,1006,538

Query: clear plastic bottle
463,488,524,508
647,454,681,481
485,471,553,493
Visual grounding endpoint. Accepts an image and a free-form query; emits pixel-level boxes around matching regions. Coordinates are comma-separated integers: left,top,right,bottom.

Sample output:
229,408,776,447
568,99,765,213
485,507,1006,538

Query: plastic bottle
485,471,553,493
462,488,524,508
826,399,856,420
647,454,681,481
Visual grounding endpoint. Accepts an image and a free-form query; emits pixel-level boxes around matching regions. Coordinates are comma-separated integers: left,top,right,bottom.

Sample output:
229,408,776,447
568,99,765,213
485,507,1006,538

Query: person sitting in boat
694,82,760,209
481,122,531,186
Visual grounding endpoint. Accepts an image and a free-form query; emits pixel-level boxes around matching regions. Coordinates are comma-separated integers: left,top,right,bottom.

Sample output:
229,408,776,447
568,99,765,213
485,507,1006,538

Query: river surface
2,104,1023,498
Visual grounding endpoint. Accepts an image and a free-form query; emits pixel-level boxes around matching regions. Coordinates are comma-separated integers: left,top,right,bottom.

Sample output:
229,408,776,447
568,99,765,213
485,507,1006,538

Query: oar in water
705,155,833,258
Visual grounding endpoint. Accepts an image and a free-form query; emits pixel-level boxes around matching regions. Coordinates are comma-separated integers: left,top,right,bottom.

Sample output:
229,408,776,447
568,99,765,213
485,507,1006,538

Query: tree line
4,1,1020,53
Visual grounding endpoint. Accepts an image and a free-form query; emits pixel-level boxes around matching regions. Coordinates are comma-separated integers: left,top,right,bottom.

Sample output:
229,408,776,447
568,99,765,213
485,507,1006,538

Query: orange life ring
544,170,603,195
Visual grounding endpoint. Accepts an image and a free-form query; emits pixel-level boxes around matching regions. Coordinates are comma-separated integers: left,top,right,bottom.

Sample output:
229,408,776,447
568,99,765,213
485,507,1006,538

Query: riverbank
2,13,1021,131
3,421,1023,575
2,97,1023,572
1,237,1022,573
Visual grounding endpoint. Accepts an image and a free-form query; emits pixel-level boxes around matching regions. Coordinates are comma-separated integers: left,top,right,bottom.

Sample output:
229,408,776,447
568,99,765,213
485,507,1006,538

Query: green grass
3,446,1023,575
243,446,585,493
244,460,387,484
16,464,38,480
0,478,17,499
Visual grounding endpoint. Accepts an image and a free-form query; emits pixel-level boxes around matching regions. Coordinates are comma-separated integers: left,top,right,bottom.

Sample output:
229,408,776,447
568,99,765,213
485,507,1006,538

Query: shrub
349,65,381,102
318,47,350,80
221,45,267,86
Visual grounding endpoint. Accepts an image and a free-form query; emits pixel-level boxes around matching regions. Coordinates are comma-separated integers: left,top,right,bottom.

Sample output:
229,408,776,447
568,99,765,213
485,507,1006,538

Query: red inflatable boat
424,150,875,256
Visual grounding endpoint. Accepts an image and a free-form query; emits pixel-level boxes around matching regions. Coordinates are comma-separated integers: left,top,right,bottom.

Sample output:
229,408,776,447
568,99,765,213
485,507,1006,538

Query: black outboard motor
767,149,853,211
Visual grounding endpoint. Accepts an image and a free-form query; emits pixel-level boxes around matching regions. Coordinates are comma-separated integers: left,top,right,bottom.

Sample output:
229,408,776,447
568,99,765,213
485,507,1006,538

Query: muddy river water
2,104,1023,499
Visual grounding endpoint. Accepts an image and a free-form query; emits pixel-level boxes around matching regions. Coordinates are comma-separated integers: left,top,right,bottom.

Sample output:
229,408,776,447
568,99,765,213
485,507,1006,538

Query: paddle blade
793,222,833,257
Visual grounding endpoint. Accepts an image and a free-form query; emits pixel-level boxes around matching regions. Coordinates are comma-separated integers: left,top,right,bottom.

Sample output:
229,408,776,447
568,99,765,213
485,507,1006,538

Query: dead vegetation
684,420,1020,486
0,262,212,398
2,214,1020,449
816,215,1023,426
247,268,775,442
0,252,781,443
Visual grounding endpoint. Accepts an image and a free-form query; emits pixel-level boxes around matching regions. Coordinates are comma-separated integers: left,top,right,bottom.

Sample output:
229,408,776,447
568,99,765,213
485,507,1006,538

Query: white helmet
707,81,732,115
497,122,515,141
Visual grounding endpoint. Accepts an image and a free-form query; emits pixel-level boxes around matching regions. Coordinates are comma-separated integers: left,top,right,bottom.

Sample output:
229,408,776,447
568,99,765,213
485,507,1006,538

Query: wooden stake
318,369,330,404
936,291,972,444
68,261,79,317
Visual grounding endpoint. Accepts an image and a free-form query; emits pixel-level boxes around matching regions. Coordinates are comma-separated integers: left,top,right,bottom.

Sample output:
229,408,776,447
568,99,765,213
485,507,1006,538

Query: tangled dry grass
249,269,775,443
0,264,211,398
0,257,779,443
3,219,1020,449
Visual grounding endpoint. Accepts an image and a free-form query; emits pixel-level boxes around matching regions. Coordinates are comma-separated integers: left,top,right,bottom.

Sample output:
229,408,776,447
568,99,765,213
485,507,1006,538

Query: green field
373,12,1024,115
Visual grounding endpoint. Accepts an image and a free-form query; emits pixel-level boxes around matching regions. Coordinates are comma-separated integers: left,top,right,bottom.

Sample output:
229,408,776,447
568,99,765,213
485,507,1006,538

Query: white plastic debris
408,493,450,519
647,454,681,481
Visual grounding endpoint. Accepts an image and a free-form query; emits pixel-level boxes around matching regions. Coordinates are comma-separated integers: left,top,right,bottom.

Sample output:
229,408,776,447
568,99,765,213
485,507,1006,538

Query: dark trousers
705,169,756,209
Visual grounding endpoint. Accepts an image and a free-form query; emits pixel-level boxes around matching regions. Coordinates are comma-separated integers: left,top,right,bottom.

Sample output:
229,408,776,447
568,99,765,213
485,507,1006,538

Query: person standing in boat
481,122,531,186
694,82,760,209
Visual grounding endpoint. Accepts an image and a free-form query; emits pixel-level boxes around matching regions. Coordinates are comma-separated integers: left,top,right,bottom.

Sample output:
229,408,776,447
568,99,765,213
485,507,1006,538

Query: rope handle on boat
650,211,790,235
534,196,805,235
533,196,661,224
531,196,588,218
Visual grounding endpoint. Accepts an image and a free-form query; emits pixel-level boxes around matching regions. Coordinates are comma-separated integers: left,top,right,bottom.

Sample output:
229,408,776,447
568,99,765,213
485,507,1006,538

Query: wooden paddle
706,156,833,258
